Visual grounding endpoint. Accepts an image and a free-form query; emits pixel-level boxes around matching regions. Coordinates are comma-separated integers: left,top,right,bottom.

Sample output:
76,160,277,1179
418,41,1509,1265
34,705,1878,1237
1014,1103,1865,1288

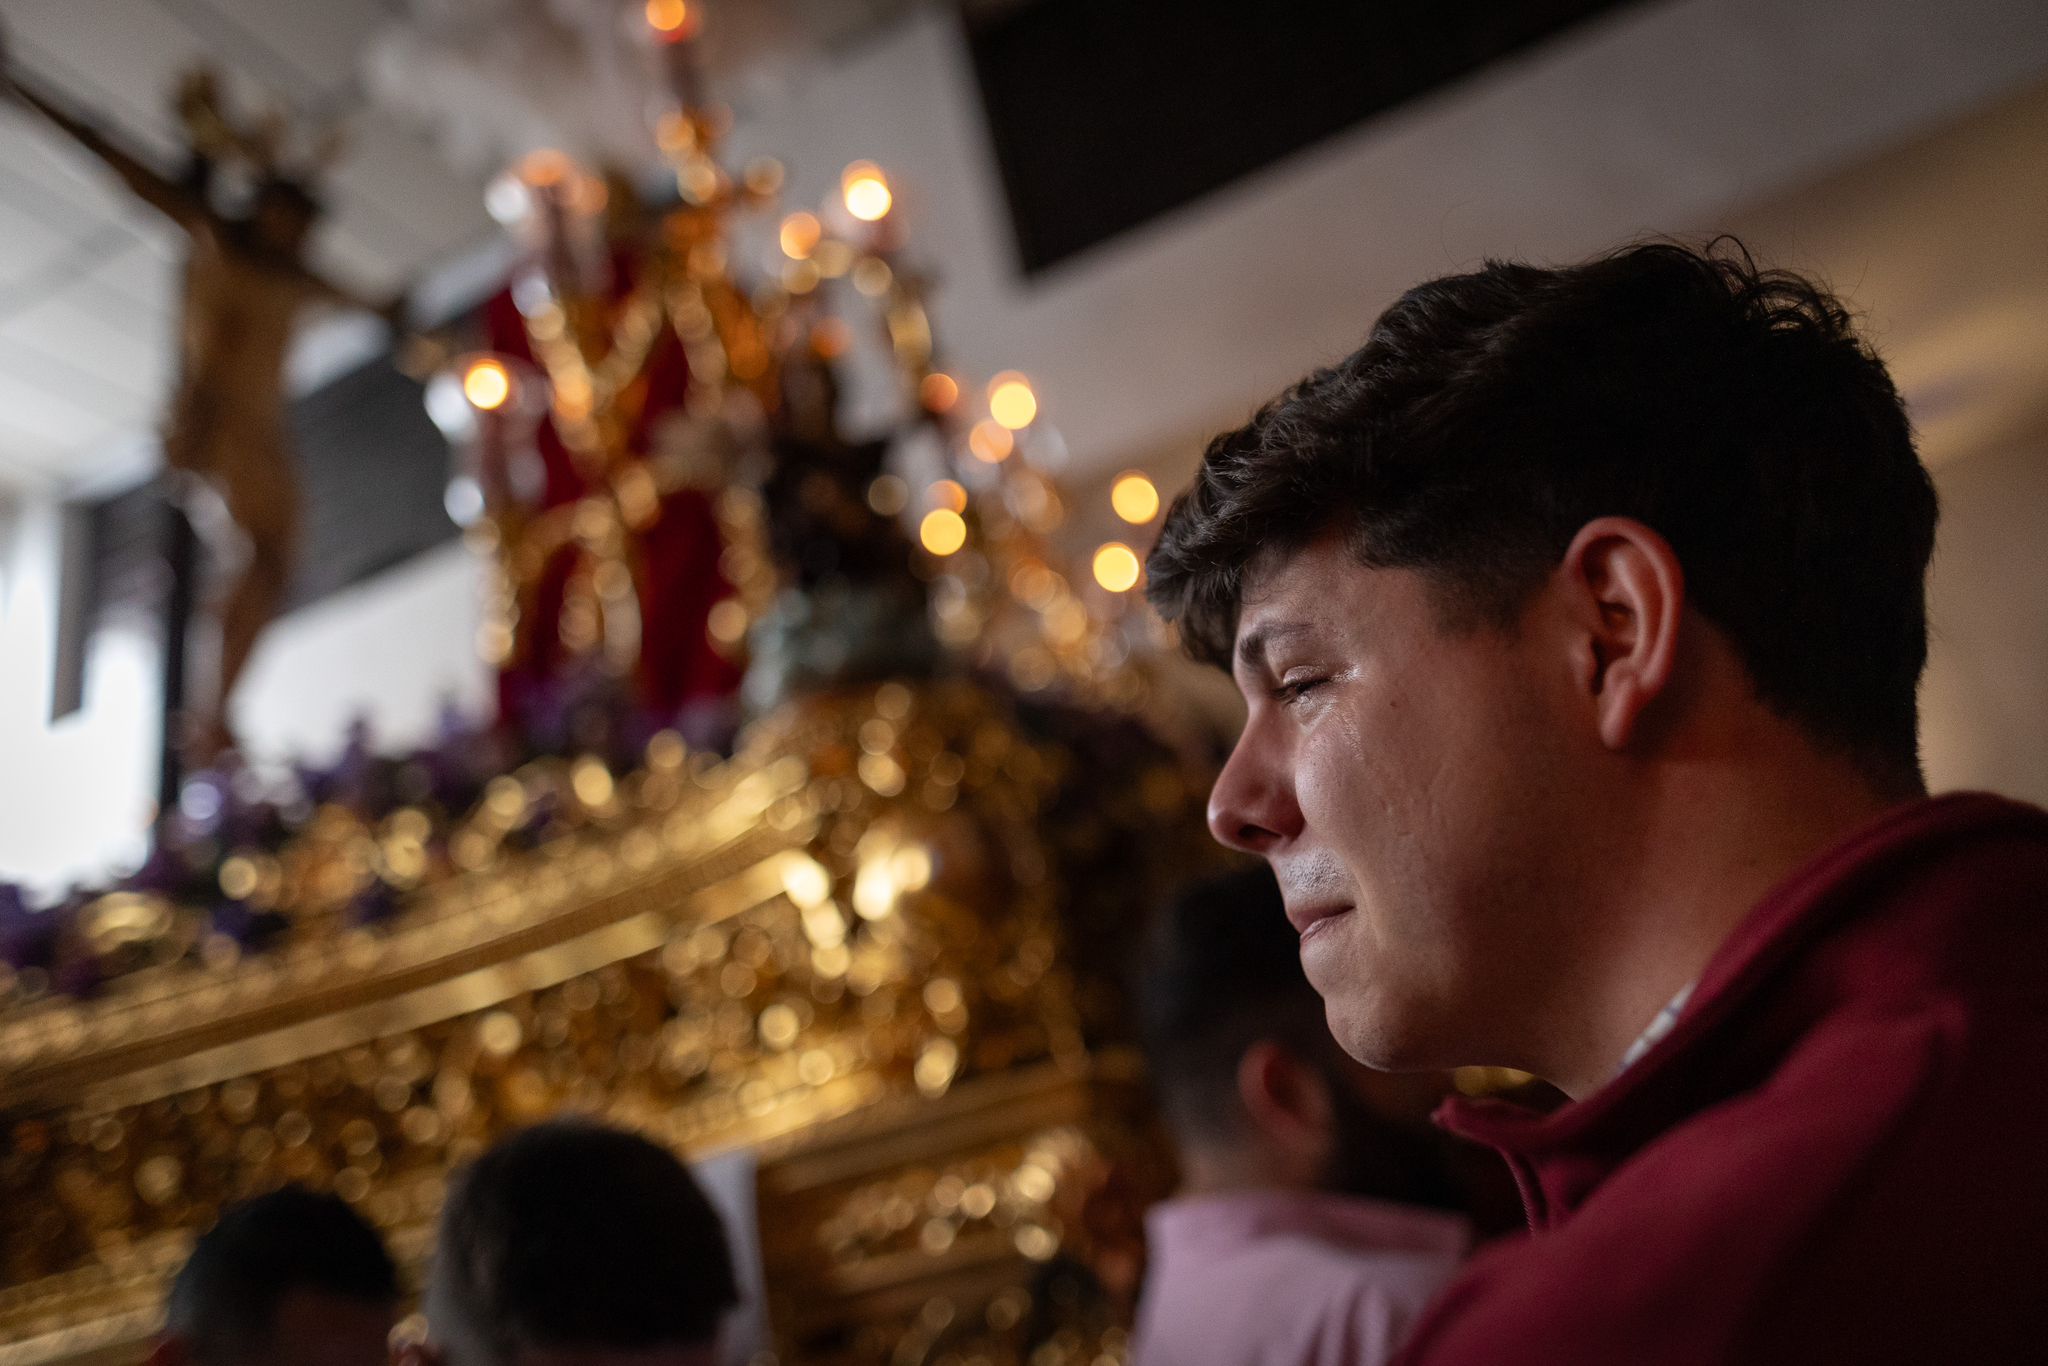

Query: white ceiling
0,0,493,494
2,0,2046,500
0,0,922,497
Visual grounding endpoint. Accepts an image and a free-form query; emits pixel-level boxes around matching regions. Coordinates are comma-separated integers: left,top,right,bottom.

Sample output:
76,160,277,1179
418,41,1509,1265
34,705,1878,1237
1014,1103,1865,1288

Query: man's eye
1273,676,1327,706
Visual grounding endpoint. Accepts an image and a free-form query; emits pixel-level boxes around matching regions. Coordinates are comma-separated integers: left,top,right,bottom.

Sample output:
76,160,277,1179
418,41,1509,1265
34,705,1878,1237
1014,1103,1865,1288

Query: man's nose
1207,732,1300,855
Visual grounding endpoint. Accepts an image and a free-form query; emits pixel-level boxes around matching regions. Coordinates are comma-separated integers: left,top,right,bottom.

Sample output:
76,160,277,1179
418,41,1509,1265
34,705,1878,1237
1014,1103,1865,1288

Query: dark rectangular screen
91,355,456,628
966,0,1649,273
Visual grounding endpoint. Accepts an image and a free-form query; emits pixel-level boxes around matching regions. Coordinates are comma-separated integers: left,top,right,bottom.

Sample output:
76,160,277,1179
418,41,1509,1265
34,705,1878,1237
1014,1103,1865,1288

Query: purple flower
207,900,289,952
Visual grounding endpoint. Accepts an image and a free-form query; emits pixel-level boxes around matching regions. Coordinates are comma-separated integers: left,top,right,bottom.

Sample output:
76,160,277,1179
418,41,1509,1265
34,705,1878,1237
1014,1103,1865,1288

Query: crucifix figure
1,50,403,766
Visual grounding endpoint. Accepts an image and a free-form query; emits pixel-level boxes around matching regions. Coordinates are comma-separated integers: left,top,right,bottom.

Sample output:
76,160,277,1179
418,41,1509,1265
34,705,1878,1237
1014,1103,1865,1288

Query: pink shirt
1133,1189,1470,1366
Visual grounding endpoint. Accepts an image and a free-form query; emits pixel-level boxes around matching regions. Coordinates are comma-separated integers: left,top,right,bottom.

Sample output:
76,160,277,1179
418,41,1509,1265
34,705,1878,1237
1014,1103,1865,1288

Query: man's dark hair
1137,864,1340,1139
1147,239,1938,787
430,1120,739,1362
164,1184,397,1361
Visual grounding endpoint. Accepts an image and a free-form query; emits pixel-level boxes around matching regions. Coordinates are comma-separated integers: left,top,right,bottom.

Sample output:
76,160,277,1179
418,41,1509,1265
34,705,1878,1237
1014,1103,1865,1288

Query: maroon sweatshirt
1398,793,2048,1364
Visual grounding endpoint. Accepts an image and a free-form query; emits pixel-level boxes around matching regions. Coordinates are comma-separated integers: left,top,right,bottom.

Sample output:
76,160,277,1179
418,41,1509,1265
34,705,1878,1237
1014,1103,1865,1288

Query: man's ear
1235,1040,1333,1150
1558,517,1685,751
145,1339,187,1366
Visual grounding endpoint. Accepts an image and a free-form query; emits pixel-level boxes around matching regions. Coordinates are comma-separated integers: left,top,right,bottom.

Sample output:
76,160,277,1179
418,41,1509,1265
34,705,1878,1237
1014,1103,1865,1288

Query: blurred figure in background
1131,865,1472,1366
149,1184,397,1366
403,1118,739,1366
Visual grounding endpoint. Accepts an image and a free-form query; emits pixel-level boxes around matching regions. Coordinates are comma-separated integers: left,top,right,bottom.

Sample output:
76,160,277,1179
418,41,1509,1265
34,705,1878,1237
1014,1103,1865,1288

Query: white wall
233,539,492,767
1922,422,2048,807
0,501,157,892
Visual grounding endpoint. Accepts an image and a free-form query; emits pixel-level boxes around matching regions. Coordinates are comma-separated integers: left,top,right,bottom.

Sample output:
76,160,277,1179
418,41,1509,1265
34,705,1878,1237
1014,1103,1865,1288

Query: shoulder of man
1400,981,2048,1365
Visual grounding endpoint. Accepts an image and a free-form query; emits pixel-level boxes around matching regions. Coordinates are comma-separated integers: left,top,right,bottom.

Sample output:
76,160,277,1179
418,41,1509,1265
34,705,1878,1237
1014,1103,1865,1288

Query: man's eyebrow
1235,621,1311,672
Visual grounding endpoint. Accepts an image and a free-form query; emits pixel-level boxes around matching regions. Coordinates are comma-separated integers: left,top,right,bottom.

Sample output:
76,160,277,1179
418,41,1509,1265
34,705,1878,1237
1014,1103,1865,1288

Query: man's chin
1300,916,1434,1069
1318,992,1441,1073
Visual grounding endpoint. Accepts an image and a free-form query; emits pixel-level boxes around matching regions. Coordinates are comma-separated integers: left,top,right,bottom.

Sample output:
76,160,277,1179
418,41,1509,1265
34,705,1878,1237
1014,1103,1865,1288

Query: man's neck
1537,748,1909,1099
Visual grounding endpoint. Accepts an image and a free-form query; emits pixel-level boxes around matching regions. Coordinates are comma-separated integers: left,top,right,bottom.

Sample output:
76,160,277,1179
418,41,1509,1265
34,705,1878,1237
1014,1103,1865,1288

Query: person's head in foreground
407,1119,738,1366
1148,239,1937,1098
150,1184,397,1366
1138,863,1461,1207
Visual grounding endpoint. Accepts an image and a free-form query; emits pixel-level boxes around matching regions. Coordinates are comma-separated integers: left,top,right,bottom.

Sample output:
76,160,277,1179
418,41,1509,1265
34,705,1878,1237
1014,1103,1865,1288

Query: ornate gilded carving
2,681,1212,1364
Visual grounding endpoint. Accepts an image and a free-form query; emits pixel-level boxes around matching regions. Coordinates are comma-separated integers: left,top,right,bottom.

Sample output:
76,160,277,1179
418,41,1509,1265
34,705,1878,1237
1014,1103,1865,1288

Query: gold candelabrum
422,0,1170,707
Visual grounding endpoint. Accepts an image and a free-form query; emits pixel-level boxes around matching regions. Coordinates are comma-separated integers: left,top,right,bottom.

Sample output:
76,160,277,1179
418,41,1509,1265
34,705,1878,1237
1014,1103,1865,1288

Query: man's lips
1285,902,1353,938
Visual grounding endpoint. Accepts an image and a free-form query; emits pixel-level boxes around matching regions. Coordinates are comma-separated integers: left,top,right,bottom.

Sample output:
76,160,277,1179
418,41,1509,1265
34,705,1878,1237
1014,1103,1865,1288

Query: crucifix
0,46,404,792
